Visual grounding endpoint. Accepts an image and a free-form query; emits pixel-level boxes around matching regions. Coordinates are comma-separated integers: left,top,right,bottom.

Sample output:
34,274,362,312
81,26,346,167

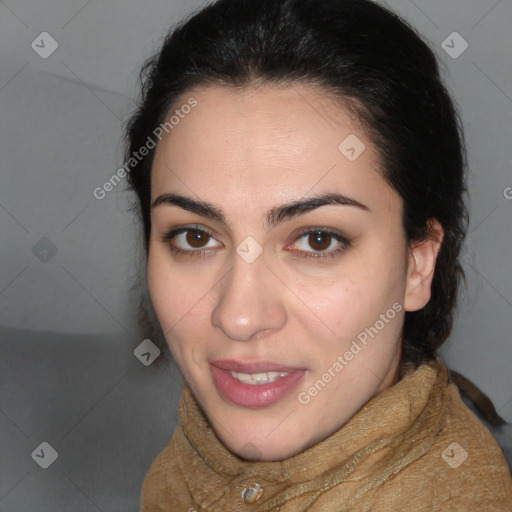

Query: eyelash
160,225,350,260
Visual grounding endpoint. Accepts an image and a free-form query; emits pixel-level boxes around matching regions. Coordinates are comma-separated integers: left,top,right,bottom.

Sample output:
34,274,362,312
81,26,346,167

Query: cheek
147,247,189,334
147,245,217,343
147,252,193,369
294,257,406,345
307,282,373,342
147,250,171,327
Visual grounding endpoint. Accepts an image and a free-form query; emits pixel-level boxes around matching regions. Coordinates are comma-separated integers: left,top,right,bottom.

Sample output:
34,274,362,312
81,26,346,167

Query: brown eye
186,229,210,248
307,231,332,252
161,226,222,256
288,227,350,260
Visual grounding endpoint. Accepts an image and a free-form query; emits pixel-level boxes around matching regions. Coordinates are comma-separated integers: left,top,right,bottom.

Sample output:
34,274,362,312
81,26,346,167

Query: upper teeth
230,371,291,384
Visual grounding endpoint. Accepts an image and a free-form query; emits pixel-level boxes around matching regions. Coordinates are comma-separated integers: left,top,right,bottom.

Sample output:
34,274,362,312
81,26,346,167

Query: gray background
1,0,511,510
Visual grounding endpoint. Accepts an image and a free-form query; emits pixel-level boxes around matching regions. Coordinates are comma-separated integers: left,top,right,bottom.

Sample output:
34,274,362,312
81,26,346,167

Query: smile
229,370,292,384
210,360,307,408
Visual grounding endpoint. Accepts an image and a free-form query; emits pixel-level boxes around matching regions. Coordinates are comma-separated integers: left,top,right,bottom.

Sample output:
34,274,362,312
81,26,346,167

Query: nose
210,254,287,342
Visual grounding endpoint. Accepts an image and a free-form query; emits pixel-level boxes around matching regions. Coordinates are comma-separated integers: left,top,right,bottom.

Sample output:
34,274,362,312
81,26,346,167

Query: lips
210,359,307,408
210,359,303,373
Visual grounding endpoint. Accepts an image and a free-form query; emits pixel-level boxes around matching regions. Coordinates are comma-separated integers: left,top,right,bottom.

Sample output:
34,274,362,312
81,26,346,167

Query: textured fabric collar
177,357,450,509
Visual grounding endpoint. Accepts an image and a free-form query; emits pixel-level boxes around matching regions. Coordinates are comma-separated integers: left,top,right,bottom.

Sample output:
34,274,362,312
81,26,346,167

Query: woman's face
147,84,418,461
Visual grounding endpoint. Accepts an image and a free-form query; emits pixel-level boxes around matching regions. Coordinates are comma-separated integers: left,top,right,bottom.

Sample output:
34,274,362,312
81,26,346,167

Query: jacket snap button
241,483,264,504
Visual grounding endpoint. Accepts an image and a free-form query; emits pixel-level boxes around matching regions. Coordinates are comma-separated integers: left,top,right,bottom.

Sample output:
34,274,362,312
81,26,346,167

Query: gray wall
1,0,511,510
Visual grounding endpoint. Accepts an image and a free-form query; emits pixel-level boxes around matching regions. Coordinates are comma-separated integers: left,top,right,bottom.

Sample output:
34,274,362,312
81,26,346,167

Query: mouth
210,359,307,408
227,370,293,385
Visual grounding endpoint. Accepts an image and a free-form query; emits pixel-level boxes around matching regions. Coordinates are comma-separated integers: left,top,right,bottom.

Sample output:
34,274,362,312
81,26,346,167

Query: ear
404,218,444,312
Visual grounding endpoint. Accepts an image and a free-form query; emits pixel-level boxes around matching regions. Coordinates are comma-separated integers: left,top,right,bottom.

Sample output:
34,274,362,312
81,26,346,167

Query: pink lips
210,359,306,409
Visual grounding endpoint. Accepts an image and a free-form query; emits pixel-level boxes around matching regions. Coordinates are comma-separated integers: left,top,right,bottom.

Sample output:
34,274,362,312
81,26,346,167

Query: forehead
150,84,399,219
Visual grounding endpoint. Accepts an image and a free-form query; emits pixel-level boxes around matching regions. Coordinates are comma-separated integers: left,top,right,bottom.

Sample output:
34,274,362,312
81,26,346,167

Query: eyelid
162,224,216,238
161,224,222,251
291,226,350,246
285,226,350,258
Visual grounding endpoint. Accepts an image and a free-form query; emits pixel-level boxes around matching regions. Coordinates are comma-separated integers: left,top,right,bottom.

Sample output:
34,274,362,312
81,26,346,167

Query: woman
124,0,512,509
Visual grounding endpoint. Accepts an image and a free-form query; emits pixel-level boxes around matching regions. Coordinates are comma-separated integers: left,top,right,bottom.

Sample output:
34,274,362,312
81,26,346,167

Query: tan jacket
140,358,512,511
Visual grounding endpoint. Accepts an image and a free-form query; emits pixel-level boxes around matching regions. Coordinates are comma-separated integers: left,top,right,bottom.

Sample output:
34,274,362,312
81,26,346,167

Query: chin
236,441,303,462
213,418,311,462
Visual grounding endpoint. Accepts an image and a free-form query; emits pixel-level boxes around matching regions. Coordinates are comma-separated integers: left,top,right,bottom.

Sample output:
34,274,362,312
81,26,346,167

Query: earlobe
404,219,444,312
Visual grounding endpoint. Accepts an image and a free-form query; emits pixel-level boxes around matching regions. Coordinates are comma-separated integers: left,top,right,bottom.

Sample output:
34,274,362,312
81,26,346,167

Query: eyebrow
151,191,370,230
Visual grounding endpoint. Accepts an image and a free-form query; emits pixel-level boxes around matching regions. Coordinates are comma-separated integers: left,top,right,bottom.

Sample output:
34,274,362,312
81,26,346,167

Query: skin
147,84,443,461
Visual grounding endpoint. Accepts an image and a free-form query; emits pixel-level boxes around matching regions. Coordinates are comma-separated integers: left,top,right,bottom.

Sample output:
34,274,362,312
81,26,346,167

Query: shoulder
367,371,512,511
140,426,193,511
411,381,512,509
442,381,510,471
